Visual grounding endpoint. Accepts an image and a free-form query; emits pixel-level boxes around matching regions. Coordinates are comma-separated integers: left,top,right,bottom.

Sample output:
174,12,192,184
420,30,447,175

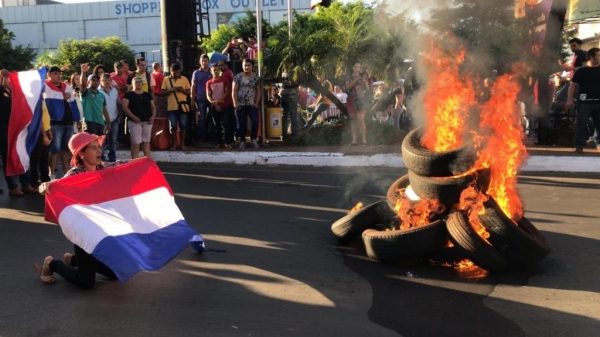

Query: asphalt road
1,164,599,337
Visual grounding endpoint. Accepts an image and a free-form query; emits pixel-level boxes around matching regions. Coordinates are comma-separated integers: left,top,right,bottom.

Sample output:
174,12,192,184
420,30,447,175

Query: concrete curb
116,150,598,172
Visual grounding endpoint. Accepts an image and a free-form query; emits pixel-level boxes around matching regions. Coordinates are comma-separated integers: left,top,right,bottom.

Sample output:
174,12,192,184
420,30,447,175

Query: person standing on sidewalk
126,58,155,98
123,77,156,158
0,69,37,196
346,61,371,146
232,59,261,149
80,64,111,137
162,63,191,150
46,66,75,180
207,64,234,149
99,74,120,162
191,55,212,144
280,72,299,139
567,47,600,153
152,62,167,118
217,60,234,83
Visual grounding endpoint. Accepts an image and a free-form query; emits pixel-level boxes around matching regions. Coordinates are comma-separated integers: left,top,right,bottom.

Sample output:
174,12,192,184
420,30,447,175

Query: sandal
349,143,358,147
34,256,56,284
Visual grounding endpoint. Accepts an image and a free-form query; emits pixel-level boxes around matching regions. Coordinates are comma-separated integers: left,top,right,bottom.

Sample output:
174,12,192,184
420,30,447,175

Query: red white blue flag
6,68,46,176
43,158,198,282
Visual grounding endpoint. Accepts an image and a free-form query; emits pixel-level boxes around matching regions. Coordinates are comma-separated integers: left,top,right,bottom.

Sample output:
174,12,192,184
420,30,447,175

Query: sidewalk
115,140,600,173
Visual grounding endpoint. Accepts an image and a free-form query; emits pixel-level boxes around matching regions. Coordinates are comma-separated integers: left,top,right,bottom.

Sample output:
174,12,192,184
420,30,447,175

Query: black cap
48,66,62,73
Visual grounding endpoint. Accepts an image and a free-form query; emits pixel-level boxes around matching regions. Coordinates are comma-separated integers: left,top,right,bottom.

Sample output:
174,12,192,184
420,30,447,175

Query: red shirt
111,72,128,99
152,71,164,96
206,77,232,108
222,68,234,83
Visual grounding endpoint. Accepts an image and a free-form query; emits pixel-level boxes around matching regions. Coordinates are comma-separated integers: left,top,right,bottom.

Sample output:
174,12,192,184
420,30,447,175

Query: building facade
0,0,313,65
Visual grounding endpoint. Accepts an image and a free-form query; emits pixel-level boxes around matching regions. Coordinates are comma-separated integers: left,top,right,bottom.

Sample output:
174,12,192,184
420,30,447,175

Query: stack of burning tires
331,127,550,273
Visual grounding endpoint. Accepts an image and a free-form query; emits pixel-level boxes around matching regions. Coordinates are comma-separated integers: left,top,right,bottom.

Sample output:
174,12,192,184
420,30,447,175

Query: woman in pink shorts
122,77,156,158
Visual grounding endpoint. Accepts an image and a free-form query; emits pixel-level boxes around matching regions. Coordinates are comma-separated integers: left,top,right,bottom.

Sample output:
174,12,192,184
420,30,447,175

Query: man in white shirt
99,74,121,161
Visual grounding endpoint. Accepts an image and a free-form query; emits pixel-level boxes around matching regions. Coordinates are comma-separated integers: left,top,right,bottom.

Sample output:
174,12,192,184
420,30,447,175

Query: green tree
233,10,272,40
314,1,379,77
50,36,135,76
0,19,37,70
201,24,236,53
265,12,338,79
427,0,528,73
369,6,419,83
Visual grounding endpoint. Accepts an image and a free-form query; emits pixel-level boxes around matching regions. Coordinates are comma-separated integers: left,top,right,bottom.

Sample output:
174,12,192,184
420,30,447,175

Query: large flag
44,158,198,282
6,68,46,176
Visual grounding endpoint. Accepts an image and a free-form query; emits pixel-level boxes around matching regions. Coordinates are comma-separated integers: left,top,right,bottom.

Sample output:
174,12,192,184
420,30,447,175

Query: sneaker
251,139,260,149
239,141,246,149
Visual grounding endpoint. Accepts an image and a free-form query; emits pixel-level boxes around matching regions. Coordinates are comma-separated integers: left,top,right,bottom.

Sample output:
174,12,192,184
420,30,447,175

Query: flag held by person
6,68,46,176
44,157,198,282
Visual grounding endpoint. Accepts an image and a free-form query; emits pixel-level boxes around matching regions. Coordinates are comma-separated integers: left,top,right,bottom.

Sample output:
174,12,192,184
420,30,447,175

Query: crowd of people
3,35,594,196
0,51,415,196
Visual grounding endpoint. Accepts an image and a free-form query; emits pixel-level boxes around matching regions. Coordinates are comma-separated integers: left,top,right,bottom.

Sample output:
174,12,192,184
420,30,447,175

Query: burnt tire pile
331,127,550,272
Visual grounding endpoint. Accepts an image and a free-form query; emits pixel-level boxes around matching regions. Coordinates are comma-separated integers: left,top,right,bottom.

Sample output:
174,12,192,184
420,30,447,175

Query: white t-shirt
99,86,120,121
336,92,348,104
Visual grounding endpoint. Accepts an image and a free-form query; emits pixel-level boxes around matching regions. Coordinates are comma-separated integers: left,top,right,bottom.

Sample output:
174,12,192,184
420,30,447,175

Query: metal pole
288,0,293,38
257,0,266,144
159,0,169,71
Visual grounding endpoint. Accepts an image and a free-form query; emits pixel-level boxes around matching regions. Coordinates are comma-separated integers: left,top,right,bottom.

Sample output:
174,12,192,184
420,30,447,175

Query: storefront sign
115,2,160,15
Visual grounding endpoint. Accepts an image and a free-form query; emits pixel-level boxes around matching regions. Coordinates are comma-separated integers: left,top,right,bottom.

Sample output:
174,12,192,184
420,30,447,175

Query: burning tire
401,127,476,177
386,174,420,210
478,198,551,268
408,170,477,205
362,219,447,262
446,211,509,272
331,201,397,242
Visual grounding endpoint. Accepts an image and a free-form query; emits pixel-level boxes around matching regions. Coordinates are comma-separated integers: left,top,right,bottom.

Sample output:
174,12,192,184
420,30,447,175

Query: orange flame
474,74,528,221
453,259,489,278
349,202,363,214
459,186,491,242
421,46,475,151
395,192,445,229
421,42,528,222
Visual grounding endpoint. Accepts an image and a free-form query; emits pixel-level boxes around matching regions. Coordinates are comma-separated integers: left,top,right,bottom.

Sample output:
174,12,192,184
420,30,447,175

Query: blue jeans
575,103,600,147
304,103,330,128
168,110,188,132
196,99,209,142
104,119,119,162
236,105,258,140
49,124,73,154
281,94,298,137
